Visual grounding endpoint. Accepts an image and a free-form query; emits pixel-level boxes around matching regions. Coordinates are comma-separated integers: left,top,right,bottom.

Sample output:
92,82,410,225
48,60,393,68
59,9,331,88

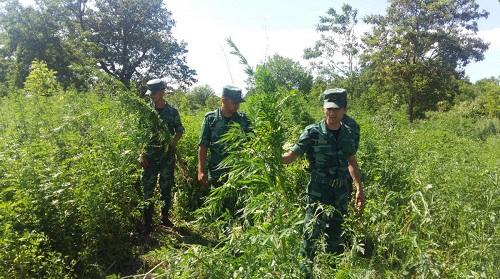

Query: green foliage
86,0,196,88
305,4,361,81
260,55,313,93
252,56,313,95
1,74,498,277
475,77,500,118
170,110,208,220
0,79,162,277
187,84,219,110
138,88,499,278
225,39,312,94
0,224,72,278
23,60,61,96
0,2,498,277
0,0,72,88
226,37,255,81
349,109,499,278
362,0,489,121
254,65,277,94
0,0,197,90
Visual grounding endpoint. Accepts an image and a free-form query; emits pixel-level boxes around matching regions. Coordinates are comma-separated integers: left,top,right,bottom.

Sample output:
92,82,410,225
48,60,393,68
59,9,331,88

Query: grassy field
0,86,498,278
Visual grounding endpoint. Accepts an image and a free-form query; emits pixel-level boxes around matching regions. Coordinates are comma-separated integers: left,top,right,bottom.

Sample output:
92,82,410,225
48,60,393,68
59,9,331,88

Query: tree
225,38,312,93
474,77,500,118
252,55,313,94
85,0,196,88
0,0,197,90
304,4,361,81
0,0,73,88
262,54,313,93
24,60,62,96
362,0,489,121
188,84,218,109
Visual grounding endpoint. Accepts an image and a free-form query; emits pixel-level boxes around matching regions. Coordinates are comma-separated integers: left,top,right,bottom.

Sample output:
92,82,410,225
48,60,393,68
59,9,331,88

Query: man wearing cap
139,78,184,233
282,88,364,269
197,85,251,189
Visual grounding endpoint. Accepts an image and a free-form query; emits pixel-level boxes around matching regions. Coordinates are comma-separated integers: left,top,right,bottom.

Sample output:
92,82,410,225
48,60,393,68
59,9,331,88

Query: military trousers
302,178,351,261
142,148,175,213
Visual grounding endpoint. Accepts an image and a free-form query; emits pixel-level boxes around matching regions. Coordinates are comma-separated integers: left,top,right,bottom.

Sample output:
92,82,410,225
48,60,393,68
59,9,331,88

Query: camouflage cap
323,88,347,109
222,85,245,103
145,79,166,96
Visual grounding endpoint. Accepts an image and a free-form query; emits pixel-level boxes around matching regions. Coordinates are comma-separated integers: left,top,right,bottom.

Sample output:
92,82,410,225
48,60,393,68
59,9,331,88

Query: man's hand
197,171,208,187
139,154,149,168
282,151,298,164
355,186,365,211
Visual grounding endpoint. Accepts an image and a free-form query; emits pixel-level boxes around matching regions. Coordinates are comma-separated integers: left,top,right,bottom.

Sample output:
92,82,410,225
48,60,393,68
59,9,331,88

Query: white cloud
478,28,500,50
172,14,320,94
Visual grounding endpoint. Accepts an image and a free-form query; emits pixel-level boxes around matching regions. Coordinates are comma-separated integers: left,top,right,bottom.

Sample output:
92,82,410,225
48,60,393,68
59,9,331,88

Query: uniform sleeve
290,128,313,156
344,115,360,153
344,128,358,158
198,116,211,147
353,126,360,153
173,110,185,134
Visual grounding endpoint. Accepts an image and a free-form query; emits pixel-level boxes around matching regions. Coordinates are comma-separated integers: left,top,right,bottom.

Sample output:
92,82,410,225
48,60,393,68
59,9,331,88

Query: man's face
222,97,240,114
324,107,346,124
152,90,165,102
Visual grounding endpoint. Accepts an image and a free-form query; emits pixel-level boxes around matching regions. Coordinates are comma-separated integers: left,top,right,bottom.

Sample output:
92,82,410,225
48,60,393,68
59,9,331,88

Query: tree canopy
0,0,197,90
362,0,489,121
304,4,361,80
255,54,313,93
87,0,196,88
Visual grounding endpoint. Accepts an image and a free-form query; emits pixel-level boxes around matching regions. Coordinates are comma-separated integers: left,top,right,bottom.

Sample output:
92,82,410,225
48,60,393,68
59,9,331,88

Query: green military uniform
142,79,184,229
143,104,184,207
343,114,360,152
198,107,251,187
291,88,360,261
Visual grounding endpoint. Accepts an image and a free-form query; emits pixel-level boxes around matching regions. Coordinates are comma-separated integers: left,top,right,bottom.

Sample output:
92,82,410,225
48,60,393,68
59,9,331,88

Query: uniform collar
320,119,344,137
217,107,237,119
155,102,170,110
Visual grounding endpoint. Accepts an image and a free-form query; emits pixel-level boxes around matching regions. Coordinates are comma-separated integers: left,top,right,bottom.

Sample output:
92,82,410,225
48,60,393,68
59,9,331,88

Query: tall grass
0,73,498,277
0,86,160,277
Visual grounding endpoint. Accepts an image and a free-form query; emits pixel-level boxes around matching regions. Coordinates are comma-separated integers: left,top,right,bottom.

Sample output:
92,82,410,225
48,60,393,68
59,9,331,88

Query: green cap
323,88,347,109
222,85,245,103
145,79,166,96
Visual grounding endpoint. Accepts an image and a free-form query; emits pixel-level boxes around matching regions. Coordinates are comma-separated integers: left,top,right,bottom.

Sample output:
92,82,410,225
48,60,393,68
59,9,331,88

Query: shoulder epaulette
342,115,360,133
305,123,319,132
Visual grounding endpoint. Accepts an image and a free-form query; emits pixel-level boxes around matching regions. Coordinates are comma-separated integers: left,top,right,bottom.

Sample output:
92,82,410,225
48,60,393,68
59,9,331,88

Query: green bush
0,73,160,277
0,223,71,278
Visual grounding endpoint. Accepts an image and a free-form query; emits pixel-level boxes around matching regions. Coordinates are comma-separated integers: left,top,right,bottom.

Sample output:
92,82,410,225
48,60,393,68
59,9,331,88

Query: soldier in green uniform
197,85,251,189
139,79,184,233
282,88,364,272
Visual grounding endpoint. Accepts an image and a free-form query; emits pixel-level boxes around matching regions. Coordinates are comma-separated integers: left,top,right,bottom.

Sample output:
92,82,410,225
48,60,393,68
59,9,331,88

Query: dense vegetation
0,0,499,278
0,61,498,278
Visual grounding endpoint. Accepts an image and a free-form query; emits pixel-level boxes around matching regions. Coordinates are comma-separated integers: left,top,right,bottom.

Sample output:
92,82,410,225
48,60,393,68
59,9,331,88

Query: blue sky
167,0,500,93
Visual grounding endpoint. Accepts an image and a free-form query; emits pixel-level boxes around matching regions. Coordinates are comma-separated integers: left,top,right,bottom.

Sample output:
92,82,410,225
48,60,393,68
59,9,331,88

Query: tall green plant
23,60,61,96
